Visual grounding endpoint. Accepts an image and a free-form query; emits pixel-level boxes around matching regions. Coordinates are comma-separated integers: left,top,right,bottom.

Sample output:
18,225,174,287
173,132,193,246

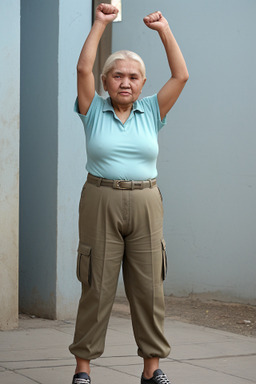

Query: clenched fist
95,3,119,24
143,11,168,32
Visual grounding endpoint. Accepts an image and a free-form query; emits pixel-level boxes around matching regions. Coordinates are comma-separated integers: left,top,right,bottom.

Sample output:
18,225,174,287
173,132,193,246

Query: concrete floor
0,314,256,383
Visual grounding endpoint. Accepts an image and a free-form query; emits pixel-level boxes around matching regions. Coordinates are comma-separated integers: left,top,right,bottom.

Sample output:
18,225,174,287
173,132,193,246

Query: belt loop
96,177,102,187
149,179,153,188
131,180,135,190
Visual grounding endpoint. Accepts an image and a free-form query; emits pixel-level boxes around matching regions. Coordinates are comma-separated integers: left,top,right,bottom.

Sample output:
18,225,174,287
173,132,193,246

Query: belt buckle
113,180,128,190
133,181,143,189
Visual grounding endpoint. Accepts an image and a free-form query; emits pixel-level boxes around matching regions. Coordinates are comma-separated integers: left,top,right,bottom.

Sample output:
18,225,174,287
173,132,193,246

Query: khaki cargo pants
69,177,170,360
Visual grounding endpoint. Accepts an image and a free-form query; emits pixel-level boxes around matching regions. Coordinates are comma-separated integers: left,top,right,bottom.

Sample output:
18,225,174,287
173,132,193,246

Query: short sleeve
141,94,167,132
74,92,103,129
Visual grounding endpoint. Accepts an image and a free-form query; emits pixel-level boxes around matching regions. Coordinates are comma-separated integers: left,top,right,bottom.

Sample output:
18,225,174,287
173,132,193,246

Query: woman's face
102,59,146,107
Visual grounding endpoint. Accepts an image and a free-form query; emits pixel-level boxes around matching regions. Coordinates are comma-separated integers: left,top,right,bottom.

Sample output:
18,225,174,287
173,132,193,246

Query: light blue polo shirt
74,92,166,180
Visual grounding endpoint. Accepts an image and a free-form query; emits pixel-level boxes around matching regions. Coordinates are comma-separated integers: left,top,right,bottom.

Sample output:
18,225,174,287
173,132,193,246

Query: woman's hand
95,3,119,25
143,11,168,32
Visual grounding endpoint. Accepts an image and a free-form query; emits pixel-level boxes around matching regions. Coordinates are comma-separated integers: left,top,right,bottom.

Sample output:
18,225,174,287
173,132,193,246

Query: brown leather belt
87,173,157,190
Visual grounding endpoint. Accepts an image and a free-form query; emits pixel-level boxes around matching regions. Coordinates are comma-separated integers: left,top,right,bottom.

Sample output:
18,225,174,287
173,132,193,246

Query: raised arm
77,3,118,115
143,12,189,120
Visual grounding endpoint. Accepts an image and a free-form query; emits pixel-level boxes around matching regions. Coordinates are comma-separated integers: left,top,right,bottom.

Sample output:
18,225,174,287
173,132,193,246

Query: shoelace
73,379,90,384
154,373,171,384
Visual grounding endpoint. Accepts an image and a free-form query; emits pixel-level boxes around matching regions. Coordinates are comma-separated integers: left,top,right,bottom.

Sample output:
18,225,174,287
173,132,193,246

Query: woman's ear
101,75,108,91
140,77,147,92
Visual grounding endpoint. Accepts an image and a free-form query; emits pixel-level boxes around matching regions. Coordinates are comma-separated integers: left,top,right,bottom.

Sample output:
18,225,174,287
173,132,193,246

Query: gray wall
20,0,91,319
17,0,256,320
0,0,20,329
113,0,256,303
20,0,59,318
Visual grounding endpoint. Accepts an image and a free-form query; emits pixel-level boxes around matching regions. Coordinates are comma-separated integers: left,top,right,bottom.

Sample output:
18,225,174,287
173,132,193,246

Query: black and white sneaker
72,372,91,384
141,369,171,384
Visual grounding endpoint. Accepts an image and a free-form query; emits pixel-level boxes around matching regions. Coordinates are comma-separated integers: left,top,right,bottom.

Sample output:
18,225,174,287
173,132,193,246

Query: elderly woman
70,3,189,384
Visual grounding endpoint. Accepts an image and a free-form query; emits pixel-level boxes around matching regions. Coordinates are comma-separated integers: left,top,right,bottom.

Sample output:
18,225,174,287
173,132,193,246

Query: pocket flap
77,243,91,256
76,243,92,285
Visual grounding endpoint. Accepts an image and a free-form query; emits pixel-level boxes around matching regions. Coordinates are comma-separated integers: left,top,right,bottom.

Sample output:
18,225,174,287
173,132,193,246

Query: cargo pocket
76,242,92,286
161,239,167,281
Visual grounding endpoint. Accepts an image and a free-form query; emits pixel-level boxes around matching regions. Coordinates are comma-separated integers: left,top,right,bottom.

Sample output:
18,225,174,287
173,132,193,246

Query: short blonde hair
101,50,146,79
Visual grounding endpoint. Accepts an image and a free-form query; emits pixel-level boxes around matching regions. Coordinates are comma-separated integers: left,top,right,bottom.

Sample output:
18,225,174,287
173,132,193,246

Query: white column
0,0,20,330
56,0,92,318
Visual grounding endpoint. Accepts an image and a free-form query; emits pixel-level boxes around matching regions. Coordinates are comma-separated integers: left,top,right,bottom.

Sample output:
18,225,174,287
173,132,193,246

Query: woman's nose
121,77,130,87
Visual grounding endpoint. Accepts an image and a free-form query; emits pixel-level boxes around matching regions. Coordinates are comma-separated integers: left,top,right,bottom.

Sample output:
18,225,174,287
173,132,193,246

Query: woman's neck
111,100,133,124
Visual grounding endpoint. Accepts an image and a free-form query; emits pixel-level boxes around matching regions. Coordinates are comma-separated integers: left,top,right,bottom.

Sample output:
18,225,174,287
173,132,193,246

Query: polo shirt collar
103,97,144,114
